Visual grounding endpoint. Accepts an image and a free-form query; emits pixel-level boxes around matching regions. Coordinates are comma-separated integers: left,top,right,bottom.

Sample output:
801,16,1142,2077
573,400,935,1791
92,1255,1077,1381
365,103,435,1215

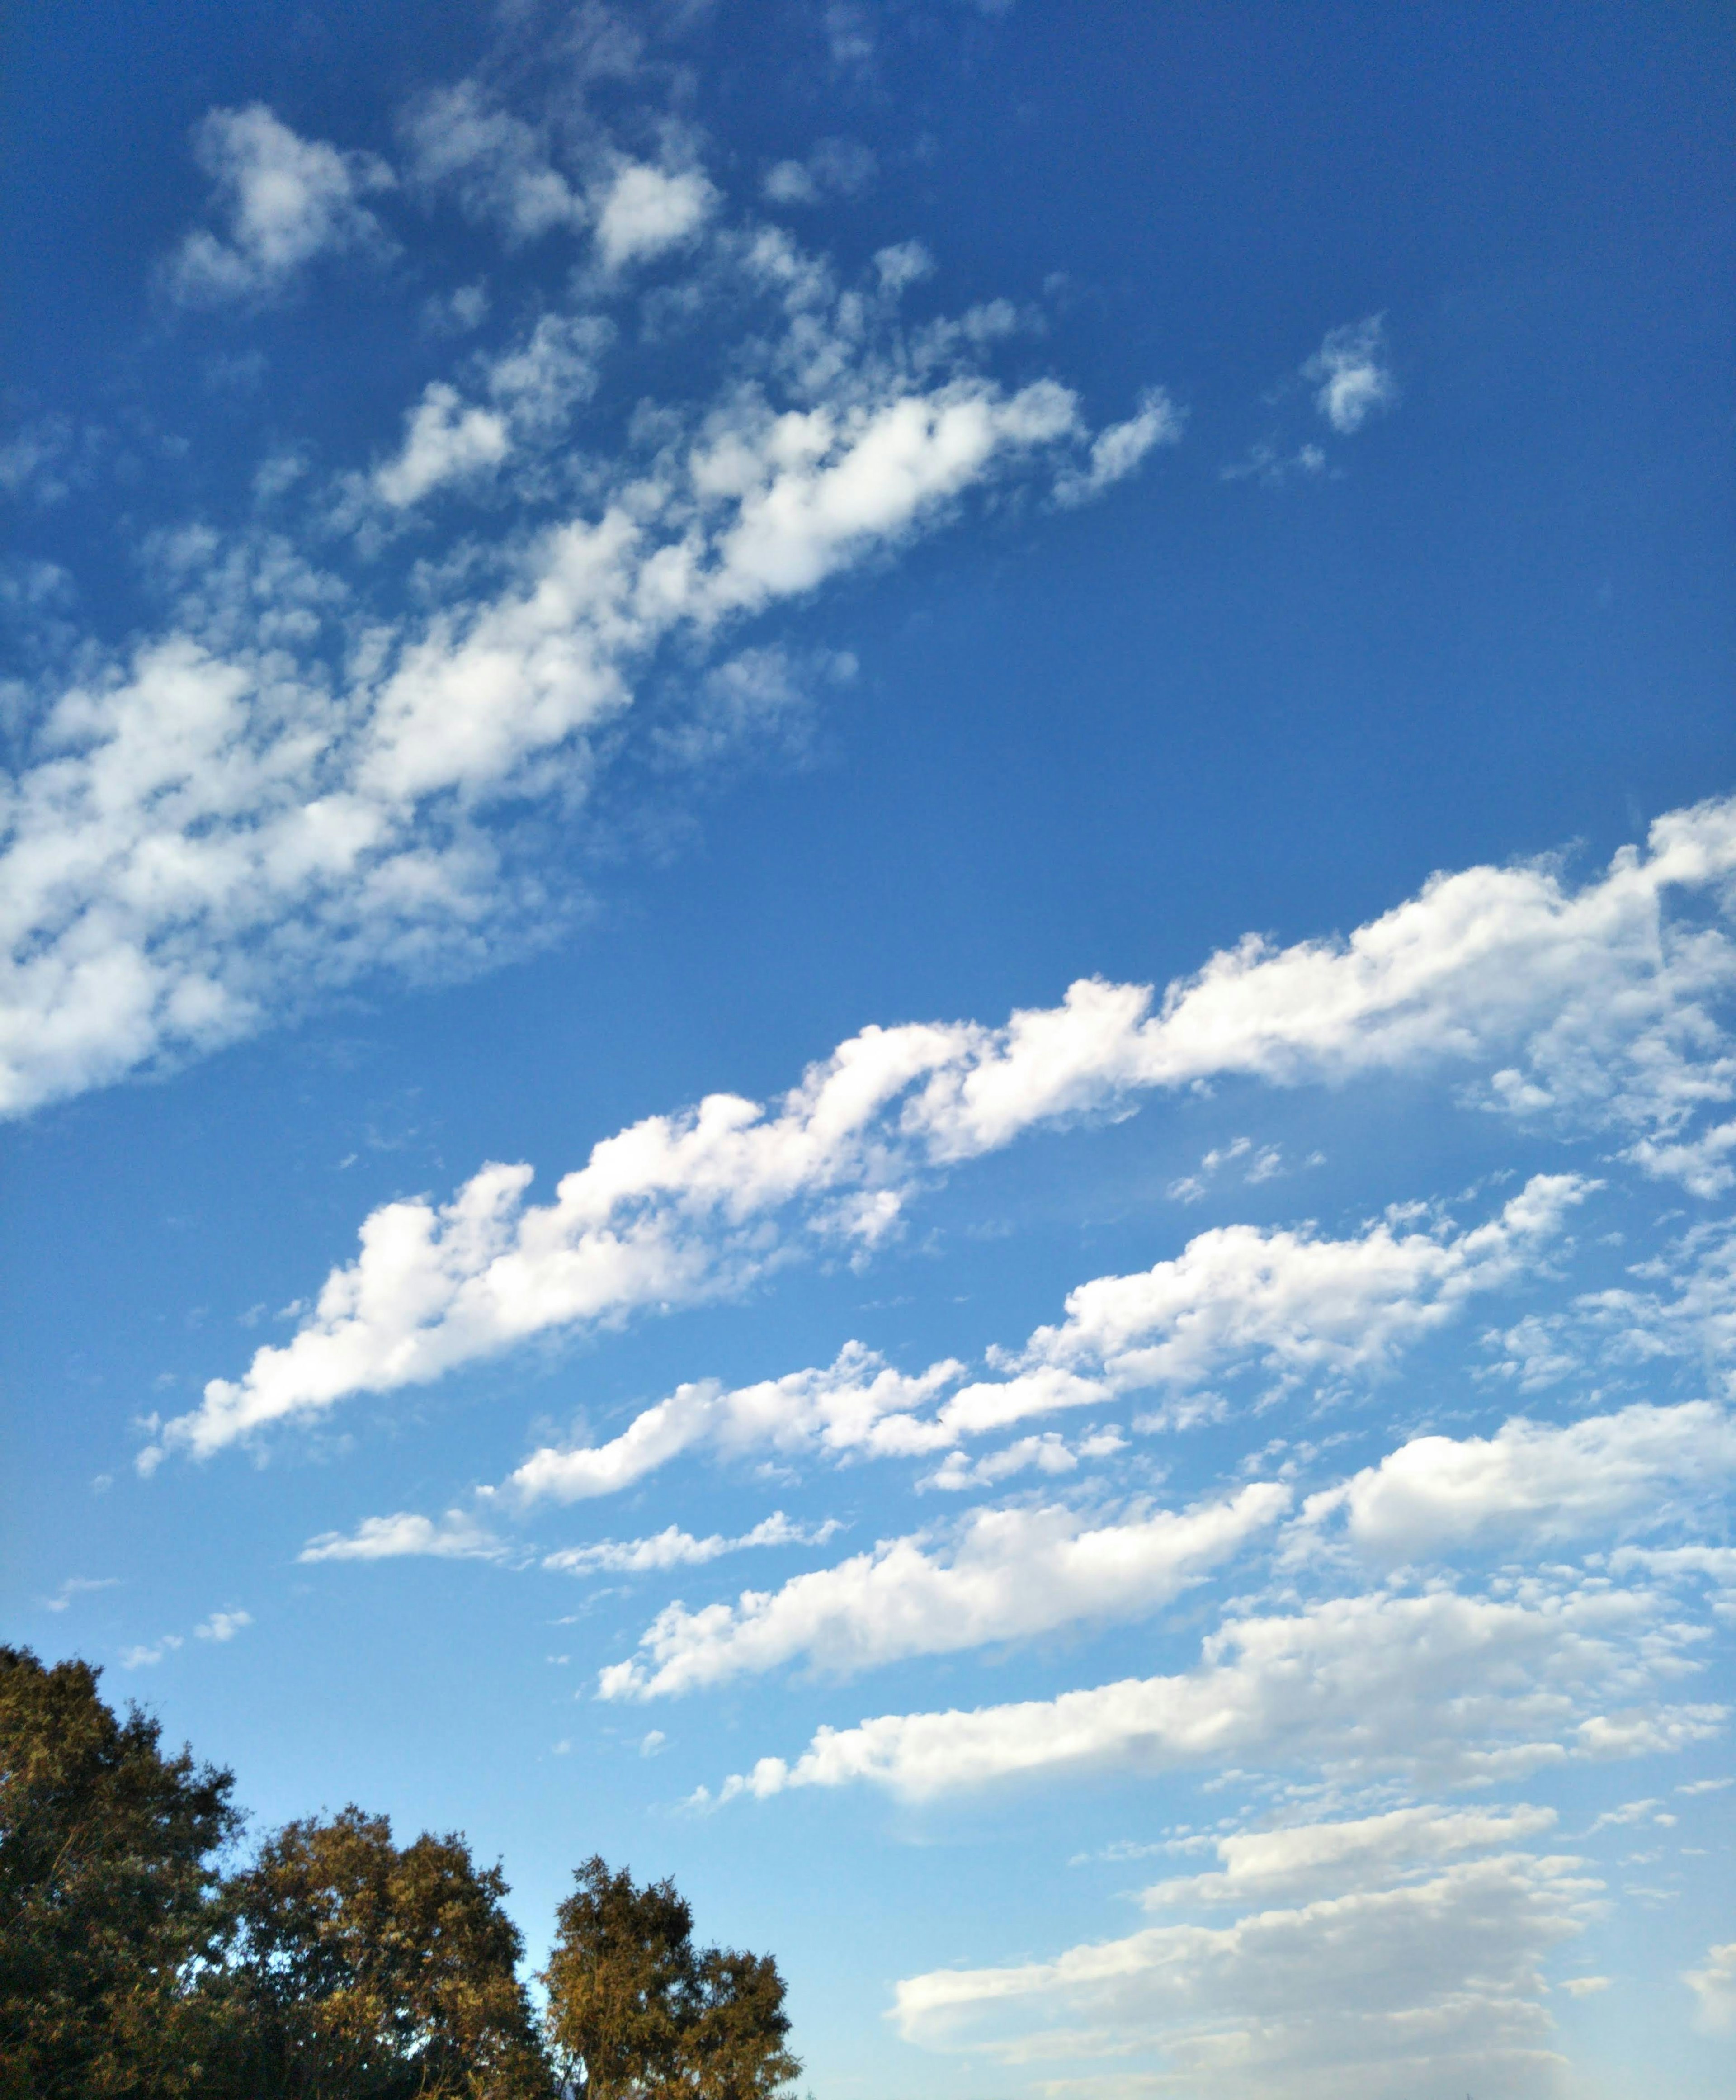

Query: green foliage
0,1645,239,2099
544,1858,800,2100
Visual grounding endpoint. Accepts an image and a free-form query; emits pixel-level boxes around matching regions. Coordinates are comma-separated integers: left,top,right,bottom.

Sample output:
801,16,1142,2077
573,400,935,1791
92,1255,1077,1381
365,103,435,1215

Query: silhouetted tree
543,1859,798,2100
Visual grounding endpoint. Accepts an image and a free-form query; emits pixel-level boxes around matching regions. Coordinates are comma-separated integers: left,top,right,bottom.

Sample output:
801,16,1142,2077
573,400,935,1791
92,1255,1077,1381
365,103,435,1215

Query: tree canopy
544,1859,801,2100
0,1646,800,2100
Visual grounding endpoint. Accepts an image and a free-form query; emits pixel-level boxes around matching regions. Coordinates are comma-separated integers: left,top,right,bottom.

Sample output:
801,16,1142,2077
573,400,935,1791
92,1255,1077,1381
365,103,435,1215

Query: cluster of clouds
142,792,1736,1471
715,1565,1720,1803
895,1803,1599,2099
4,88,1182,1130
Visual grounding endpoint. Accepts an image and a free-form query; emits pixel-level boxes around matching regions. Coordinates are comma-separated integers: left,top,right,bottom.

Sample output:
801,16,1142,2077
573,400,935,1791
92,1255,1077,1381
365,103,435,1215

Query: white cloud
1139,1802,1558,1909
918,1428,1126,1493
483,1175,1579,1507
372,384,510,507
497,1349,963,1508
956,1173,1590,1431
894,1840,1598,2100
1684,1939,1736,2033
1053,388,1183,506
119,1635,184,1668
9,207,1141,1136
719,1577,1718,1801
593,162,714,270
193,1608,252,1641
297,1509,505,1562
1302,315,1397,435
141,782,1736,1460
168,105,395,305
1301,1400,1736,1559
359,312,612,512
599,1485,1286,1699
543,1510,839,1575
398,82,586,242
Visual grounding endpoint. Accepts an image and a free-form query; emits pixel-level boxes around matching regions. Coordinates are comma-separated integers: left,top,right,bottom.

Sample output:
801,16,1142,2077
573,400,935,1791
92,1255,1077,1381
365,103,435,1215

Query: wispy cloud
894,1817,1597,2098
166,106,395,306
544,1510,839,1575
1303,314,1398,434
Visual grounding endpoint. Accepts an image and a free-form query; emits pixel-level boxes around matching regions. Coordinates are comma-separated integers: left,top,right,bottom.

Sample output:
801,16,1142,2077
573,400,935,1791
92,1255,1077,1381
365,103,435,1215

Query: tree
542,1859,799,2100
216,1806,554,2100
0,1645,239,2099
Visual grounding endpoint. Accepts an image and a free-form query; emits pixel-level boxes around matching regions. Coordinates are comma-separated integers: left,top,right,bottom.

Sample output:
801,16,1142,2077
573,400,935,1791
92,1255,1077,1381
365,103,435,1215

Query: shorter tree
217,1806,553,2099
543,1859,799,2100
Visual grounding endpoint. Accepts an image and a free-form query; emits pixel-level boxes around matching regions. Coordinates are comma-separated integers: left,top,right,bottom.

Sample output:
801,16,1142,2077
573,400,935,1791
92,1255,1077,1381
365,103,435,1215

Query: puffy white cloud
119,1635,184,1669
167,106,395,305
498,1348,962,1507
1684,1939,1736,2034
372,384,511,507
952,1173,1590,1433
1302,1400,1736,1559
1303,315,1397,435
144,786,1736,1460
362,312,612,511
193,1608,252,1641
719,1578,1719,1801
593,162,714,270
599,1485,1287,1699
543,1510,839,1575
918,1428,1127,1493
894,1837,1598,2100
298,1509,505,1562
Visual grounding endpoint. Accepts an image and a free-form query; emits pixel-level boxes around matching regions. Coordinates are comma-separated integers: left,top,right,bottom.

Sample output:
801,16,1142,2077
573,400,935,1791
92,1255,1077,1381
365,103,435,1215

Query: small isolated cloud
640,1729,667,1757
1054,388,1183,506
1303,314,1397,434
194,1608,252,1642
593,162,715,271
119,1635,184,1668
1684,1940,1736,2034
544,1511,839,1576
298,1509,504,1562
167,105,395,306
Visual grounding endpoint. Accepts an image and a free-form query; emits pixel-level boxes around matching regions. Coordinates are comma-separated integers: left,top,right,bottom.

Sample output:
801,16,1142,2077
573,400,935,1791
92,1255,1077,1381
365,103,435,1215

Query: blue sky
3,3,1734,2094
